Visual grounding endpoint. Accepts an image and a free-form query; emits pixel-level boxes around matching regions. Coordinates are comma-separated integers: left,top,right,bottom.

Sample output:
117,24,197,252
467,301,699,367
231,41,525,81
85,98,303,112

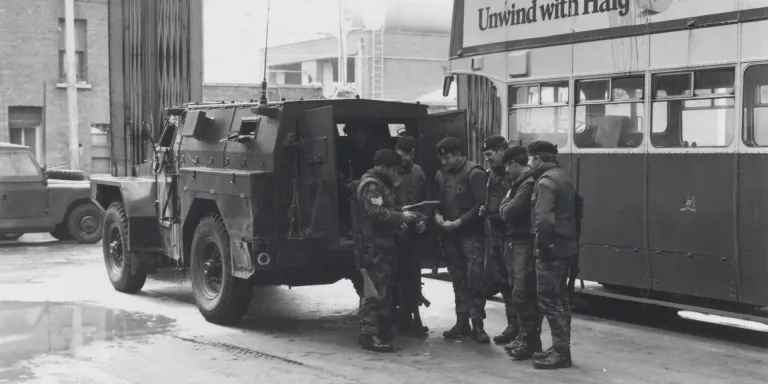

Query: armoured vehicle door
294,106,340,249
417,110,469,269
0,148,48,231
154,113,182,259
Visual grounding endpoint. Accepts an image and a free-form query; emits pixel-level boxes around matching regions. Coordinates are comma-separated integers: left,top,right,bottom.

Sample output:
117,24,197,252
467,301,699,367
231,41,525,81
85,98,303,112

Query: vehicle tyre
67,202,104,244
103,202,147,293
0,233,23,241
190,213,253,325
49,224,74,241
46,169,88,181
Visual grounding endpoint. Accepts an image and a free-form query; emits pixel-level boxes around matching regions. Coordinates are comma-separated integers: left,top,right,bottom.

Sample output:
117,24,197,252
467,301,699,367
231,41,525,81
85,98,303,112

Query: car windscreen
0,151,40,177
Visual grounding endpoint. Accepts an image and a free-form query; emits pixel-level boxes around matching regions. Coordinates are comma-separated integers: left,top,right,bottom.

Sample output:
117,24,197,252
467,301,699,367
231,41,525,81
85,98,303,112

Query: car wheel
190,213,253,325
0,233,23,241
67,202,104,244
50,224,74,241
103,202,147,293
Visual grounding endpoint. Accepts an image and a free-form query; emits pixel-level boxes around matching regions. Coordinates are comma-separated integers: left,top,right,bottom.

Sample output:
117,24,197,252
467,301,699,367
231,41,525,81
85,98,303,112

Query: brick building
0,0,109,173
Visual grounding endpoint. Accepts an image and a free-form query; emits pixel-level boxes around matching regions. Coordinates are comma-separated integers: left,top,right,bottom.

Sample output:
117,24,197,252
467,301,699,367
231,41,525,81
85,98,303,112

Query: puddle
0,301,175,370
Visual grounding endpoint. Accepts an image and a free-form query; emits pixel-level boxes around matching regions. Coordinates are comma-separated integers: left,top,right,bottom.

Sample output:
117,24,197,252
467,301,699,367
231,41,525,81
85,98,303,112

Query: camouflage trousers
488,233,516,322
395,227,422,313
510,240,541,338
443,233,486,319
536,257,571,348
359,238,396,335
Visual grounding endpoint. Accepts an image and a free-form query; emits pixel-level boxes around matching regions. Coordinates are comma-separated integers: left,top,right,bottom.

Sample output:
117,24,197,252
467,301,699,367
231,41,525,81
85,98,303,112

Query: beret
374,149,402,167
527,140,558,156
482,135,508,151
502,146,527,163
396,135,418,152
436,137,464,154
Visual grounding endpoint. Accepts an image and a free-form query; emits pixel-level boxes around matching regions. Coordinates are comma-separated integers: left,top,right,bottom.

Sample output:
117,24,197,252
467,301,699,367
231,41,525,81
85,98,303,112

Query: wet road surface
1,234,767,383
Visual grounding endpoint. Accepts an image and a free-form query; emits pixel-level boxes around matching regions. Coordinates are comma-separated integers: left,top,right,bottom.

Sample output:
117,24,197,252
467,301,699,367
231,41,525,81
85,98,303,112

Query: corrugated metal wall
108,0,203,176
457,74,501,163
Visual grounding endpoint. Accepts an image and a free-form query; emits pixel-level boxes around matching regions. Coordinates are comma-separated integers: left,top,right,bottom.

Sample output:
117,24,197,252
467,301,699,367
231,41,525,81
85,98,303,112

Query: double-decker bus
444,0,768,320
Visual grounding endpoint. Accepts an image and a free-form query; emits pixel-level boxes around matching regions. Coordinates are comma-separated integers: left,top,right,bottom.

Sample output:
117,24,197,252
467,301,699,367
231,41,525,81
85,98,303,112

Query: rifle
348,161,378,299
431,236,443,277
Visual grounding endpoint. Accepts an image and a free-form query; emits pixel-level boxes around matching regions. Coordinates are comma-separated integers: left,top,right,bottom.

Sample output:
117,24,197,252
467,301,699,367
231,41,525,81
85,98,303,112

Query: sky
202,0,452,84
204,0,362,84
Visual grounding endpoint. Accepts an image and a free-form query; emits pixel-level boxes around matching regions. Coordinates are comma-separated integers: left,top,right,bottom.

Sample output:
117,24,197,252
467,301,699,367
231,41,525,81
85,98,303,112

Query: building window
651,69,735,148
8,107,43,160
574,76,645,148
743,64,768,147
58,19,87,83
346,57,355,83
508,81,569,148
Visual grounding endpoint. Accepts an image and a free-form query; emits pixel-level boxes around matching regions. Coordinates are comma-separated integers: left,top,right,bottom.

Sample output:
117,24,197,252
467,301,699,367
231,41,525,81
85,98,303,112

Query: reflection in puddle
0,302,175,369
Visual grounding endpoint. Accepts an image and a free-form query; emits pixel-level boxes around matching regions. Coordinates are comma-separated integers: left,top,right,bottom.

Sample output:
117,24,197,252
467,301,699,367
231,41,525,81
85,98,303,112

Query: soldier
392,135,429,337
498,146,542,360
356,149,422,353
526,141,578,369
433,137,490,343
477,136,519,345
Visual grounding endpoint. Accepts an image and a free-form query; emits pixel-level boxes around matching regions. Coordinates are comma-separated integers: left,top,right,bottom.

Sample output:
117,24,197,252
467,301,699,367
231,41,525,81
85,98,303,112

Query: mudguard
90,175,163,253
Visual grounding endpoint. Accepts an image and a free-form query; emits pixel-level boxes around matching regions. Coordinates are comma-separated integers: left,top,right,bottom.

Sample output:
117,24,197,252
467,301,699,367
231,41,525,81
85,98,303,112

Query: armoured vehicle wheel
49,224,74,241
46,169,88,181
190,213,253,325
67,203,104,244
0,233,23,241
103,202,147,293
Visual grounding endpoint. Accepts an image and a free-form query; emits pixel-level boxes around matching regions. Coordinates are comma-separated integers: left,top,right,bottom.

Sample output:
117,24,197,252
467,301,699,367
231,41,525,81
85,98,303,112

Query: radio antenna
259,0,271,106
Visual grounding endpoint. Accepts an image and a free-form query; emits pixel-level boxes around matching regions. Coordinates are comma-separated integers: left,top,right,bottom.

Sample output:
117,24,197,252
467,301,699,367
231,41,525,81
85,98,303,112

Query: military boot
379,317,394,343
533,346,553,360
504,334,524,352
507,336,543,360
442,314,471,339
359,334,394,353
470,318,491,344
492,317,519,344
533,346,572,369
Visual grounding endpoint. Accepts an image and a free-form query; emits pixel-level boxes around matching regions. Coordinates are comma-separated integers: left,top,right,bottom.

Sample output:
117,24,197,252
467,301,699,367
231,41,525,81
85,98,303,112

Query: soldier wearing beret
477,136,520,345
526,141,578,369
433,137,490,343
499,146,542,360
356,149,422,352
392,135,429,337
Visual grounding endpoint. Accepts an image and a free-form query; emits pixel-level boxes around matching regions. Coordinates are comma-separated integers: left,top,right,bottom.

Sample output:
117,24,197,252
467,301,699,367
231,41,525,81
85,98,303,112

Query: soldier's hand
402,211,420,223
478,205,487,217
434,213,444,226
441,219,462,231
416,220,427,234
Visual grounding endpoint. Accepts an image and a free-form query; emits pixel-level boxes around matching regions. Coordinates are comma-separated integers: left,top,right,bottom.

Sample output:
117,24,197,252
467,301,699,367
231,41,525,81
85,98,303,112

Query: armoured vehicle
90,98,467,325
0,142,103,243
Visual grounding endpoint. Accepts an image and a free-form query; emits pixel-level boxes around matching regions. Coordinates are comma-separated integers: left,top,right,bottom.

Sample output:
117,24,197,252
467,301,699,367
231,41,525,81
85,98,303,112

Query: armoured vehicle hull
91,98,468,325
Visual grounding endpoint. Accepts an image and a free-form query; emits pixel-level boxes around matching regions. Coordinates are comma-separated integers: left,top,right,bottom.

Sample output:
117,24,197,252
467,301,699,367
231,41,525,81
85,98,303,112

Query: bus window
651,68,735,148
743,64,768,147
508,81,568,148
574,76,644,149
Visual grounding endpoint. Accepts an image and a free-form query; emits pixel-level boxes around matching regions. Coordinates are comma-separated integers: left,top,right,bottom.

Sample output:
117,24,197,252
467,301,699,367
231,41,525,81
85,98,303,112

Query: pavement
1,234,767,384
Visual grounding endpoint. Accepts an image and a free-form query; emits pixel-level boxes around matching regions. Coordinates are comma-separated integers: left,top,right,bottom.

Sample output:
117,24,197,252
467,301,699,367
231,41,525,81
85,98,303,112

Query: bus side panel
648,153,736,301
737,153,768,307
577,153,648,289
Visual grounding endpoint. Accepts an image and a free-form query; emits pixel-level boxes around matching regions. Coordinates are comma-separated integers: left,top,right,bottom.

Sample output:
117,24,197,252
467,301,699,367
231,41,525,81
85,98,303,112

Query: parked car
0,142,103,243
